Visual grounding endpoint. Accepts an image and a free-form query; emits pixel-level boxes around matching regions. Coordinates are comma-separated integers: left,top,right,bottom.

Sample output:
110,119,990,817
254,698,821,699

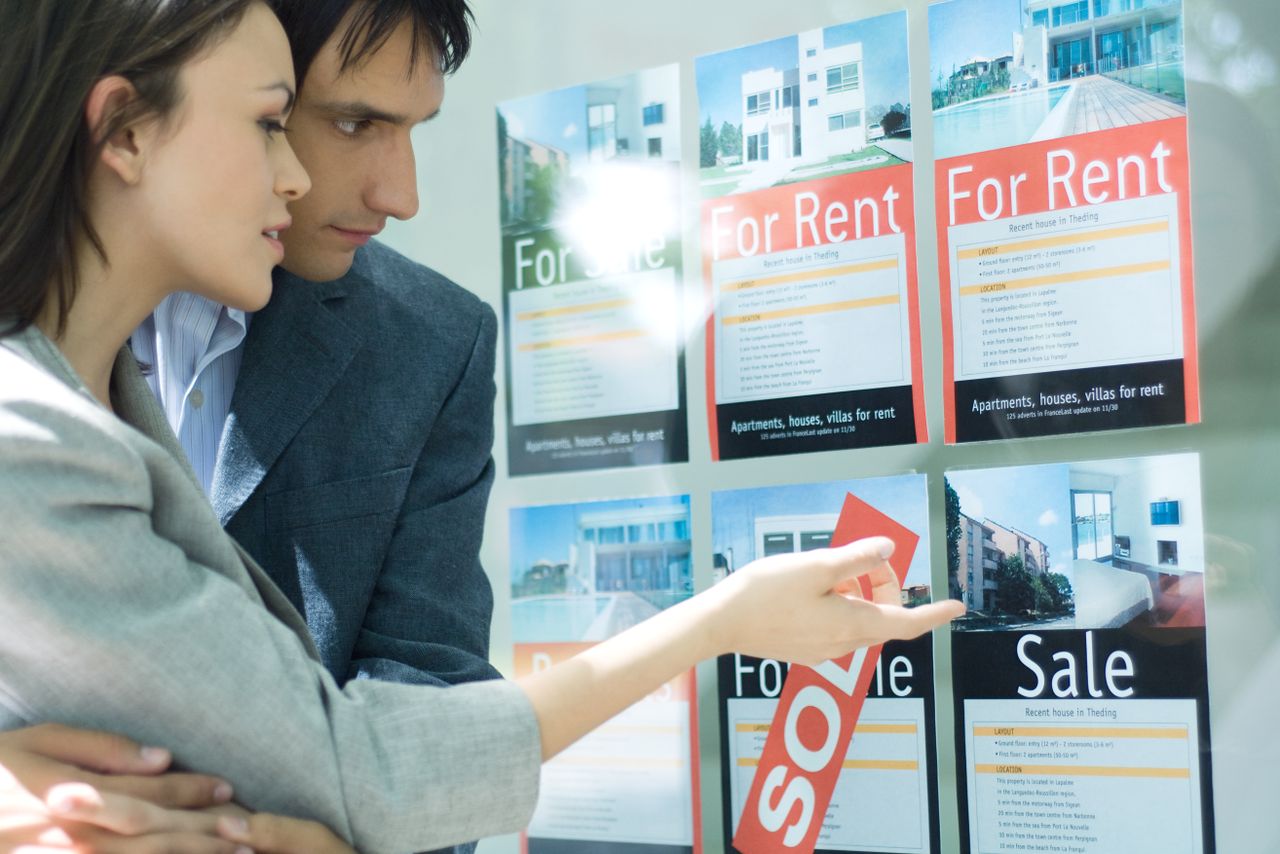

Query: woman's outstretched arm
521,537,965,759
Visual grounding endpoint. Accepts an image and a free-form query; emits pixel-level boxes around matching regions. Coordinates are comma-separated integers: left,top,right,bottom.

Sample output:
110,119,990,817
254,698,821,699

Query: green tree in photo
699,116,718,168
525,163,559,225
994,554,1036,615
945,477,962,601
718,121,741,162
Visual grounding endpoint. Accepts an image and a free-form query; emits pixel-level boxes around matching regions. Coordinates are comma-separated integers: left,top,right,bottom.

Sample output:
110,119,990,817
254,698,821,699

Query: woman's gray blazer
0,325,540,854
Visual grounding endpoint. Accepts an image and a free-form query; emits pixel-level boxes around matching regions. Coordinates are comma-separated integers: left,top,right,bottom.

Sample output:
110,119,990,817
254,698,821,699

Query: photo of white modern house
930,0,1186,158
696,12,913,196
711,474,931,600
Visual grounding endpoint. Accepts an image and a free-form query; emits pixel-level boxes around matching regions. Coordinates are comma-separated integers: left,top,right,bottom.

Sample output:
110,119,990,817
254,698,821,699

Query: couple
0,2,965,853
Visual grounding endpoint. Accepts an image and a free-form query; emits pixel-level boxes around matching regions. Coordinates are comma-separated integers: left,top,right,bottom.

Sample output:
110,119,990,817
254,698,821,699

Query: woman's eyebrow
259,81,296,113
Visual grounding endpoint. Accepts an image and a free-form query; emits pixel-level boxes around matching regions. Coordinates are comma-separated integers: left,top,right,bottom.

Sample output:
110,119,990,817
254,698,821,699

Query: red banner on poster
731,494,919,853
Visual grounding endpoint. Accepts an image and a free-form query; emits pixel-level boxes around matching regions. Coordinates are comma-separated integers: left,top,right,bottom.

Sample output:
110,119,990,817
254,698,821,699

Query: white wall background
378,1,1280,850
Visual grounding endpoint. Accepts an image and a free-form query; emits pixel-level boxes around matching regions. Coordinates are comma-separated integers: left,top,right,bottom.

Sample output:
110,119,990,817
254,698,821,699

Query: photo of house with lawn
930,0,1186,158
696,12,912,197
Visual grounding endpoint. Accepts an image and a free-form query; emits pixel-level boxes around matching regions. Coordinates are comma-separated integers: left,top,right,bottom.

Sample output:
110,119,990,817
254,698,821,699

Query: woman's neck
36,239,166,409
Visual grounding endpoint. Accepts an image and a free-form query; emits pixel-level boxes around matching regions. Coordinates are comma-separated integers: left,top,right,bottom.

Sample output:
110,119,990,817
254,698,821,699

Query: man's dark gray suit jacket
215,240,501,690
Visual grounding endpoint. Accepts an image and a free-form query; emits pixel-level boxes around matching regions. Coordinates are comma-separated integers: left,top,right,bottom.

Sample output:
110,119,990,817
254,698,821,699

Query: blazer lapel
112,349,322,662
210,275,362,526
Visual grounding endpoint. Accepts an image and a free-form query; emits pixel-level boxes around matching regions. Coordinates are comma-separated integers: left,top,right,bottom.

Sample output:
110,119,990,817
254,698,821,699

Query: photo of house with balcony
510,496,692,643
930,0,1186,159
696,12,913,197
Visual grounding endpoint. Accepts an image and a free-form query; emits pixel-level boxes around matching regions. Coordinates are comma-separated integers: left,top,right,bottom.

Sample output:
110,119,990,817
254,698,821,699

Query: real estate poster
498,65,688,475
929,0,1198,443
696,13,927,461
711,475,941,853
945,454,1214,854
510,495,698,854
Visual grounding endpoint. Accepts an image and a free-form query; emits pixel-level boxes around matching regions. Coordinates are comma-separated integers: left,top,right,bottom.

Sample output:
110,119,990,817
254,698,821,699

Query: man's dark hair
270,0,474,89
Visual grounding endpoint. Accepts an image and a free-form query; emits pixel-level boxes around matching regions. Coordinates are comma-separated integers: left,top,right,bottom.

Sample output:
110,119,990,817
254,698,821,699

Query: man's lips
330,226,381,246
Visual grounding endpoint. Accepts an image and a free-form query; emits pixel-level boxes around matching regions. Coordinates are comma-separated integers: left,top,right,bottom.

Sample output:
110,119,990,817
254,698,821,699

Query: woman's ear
84,75,153,185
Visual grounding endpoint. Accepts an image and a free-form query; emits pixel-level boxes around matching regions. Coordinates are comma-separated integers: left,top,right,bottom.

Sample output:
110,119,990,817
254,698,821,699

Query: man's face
278,16,445,281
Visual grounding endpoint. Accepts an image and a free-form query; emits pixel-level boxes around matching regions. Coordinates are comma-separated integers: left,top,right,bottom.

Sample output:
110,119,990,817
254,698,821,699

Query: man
2,0,501,850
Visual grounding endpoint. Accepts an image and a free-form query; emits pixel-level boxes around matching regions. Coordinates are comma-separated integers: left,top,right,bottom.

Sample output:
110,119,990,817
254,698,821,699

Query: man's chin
279,246,358,283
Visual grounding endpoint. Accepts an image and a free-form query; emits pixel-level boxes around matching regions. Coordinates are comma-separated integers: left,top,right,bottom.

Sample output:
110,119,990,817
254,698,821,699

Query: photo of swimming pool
932,85,1069,159
511,594,617,642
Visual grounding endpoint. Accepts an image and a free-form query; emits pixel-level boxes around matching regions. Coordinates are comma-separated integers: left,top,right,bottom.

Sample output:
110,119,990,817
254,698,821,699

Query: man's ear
84,75,154,185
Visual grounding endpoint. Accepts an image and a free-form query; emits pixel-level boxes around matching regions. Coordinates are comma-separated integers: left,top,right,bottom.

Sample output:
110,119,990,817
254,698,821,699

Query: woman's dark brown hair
0,0,258,335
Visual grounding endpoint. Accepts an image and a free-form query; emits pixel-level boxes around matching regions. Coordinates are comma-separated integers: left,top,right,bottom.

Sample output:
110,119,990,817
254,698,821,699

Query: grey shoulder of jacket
0,339,134,456
351,240,496,326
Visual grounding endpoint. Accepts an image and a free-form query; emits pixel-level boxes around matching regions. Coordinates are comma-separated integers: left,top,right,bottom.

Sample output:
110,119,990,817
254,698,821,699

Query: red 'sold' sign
732,493,918,853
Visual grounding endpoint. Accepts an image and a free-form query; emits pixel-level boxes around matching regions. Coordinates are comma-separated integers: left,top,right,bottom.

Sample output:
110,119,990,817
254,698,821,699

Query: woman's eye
259,119,287,137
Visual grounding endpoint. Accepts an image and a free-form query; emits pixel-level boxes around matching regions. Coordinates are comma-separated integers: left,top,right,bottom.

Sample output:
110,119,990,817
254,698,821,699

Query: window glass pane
762,533,794,556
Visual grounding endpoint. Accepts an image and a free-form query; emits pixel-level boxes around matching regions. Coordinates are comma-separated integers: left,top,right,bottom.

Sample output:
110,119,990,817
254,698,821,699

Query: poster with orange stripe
497,65,688,475
711,474,939,853
944,454,1214,854
510,495,699,854
695,12,927,461
930,0,1198,443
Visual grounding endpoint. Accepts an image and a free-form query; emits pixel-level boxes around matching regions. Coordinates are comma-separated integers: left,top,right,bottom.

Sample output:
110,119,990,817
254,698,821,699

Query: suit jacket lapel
210,274,362,526
111,349,322,662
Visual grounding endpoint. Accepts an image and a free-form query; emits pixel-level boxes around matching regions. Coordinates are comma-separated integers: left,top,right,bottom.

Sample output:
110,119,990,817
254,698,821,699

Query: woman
0,2,964,853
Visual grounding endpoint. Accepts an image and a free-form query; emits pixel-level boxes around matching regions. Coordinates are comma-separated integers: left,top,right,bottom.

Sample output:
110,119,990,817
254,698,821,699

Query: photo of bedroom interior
1068,453,1204,630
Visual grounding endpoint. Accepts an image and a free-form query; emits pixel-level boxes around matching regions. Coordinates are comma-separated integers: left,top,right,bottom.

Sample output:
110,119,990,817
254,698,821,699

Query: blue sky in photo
928,0,1024,89
710,474,931,589
696,12,912,128
497,83,589,160
509,495,691,584
944,463,1073,577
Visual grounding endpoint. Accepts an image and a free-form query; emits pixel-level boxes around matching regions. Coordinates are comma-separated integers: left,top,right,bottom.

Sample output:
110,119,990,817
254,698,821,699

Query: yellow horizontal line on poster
517,329,647,352
736,758,919,771
516,297,632,321
972,726,1187,739
958,259,1170,297
720,258,899,292
956,220,1169,260
551,756,684,768
974,763,1190,779
721,294,900,326
735,722,918,735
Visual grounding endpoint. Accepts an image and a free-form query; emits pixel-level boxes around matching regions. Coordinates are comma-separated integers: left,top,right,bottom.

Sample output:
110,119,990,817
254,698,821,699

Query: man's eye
334,119,370,136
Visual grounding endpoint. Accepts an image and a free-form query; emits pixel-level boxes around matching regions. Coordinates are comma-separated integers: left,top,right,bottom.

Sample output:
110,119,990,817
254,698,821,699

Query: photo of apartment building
955,512,1051,612
497,64,680,231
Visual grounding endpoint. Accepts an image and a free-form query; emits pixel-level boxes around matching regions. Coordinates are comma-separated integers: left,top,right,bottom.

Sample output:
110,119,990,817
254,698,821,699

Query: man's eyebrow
260,82,296,114
312,99,441,126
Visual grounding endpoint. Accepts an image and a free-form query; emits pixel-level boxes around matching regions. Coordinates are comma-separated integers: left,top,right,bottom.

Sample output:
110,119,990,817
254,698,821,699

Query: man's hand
1,723,242,851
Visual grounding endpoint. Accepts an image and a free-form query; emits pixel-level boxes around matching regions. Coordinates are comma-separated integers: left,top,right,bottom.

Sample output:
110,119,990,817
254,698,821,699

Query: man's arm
344,304,500,687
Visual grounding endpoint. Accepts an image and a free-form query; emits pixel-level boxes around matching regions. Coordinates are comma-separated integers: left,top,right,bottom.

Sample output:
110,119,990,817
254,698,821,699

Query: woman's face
135,2,309,310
